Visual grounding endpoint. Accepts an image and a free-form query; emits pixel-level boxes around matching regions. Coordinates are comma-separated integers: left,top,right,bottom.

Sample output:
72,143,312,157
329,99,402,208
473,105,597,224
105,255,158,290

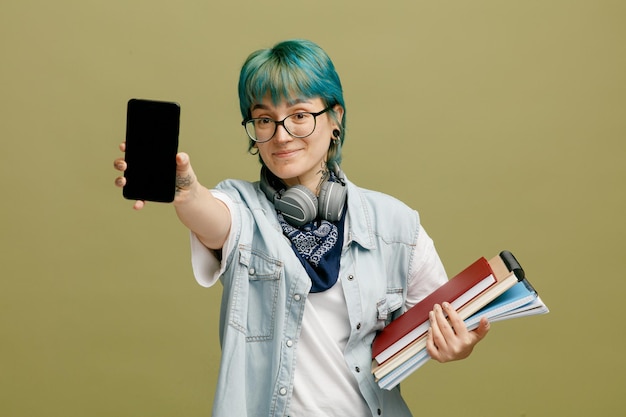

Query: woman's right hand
114,142,229,249
113,142,200,210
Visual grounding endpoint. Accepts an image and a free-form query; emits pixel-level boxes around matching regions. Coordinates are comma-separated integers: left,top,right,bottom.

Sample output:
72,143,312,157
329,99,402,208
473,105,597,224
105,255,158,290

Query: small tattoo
316,162,329,194
175,174,193,192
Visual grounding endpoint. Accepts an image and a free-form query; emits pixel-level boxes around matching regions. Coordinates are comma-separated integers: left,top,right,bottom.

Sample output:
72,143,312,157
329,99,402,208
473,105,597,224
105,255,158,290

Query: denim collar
343,179,376,250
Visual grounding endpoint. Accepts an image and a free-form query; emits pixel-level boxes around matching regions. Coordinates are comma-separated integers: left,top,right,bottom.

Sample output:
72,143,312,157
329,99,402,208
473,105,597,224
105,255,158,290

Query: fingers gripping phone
123,98,180,203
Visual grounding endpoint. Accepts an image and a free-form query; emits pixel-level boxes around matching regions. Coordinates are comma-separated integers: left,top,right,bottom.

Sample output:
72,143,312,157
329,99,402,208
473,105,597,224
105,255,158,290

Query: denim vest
212,177,420,417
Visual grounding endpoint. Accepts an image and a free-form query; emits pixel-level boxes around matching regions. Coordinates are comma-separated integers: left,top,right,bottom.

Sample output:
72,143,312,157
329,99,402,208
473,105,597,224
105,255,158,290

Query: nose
273,122,293,143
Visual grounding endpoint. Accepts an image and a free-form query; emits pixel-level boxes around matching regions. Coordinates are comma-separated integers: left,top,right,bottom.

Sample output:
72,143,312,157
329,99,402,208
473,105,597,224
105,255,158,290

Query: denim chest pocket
376,289,404,327
230,246,283,342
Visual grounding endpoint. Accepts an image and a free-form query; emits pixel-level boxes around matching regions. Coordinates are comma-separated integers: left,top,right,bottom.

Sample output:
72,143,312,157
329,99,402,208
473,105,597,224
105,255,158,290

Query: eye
255,117,274,127
290,112,312,123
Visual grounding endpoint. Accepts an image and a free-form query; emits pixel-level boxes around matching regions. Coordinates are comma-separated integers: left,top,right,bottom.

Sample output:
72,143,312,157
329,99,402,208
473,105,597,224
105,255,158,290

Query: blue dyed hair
238,39,346,167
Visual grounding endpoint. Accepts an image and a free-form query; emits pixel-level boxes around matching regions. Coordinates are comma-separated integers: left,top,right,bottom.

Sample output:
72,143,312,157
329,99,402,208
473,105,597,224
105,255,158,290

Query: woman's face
252,95,343,192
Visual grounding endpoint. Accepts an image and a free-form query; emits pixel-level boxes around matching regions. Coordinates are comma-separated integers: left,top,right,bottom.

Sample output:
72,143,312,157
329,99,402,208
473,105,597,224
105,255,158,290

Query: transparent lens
284,113,315,138
245,119,275,142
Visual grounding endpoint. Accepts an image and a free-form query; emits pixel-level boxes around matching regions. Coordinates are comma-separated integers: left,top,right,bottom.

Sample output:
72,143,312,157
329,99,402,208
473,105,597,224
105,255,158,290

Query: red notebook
372,257,496,364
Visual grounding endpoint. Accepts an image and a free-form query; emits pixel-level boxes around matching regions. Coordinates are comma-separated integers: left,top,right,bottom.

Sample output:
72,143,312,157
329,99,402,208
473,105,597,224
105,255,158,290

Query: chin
269,166,300,182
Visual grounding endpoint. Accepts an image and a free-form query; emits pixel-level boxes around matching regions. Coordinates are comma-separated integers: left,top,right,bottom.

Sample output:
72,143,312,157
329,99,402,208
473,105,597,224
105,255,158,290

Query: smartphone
123,98,180,202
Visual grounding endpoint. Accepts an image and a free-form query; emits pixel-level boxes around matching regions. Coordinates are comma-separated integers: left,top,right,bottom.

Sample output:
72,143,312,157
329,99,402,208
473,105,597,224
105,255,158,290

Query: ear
332,104,345,128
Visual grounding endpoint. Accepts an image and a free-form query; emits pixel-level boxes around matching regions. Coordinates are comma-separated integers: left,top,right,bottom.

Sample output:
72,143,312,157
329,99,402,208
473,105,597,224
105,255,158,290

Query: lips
273,148,301,158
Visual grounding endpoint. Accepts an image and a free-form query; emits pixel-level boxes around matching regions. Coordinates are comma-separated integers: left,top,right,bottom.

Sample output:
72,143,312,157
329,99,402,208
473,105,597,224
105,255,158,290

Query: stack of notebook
371,251,549,390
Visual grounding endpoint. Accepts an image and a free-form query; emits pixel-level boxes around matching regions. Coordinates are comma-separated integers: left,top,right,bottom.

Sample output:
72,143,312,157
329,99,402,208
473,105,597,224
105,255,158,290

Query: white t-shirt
190,191,447,416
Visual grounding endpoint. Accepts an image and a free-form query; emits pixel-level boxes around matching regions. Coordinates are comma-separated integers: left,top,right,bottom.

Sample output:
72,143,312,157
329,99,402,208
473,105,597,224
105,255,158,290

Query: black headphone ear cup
318,180,347,222
274,185,318,227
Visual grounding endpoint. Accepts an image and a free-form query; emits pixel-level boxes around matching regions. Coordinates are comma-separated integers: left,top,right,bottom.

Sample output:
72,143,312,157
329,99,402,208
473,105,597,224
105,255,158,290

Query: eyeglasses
242,106,332,143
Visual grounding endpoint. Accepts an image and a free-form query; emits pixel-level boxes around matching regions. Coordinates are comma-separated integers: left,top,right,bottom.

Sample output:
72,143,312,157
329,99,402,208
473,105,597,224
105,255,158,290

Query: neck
281,163,330,196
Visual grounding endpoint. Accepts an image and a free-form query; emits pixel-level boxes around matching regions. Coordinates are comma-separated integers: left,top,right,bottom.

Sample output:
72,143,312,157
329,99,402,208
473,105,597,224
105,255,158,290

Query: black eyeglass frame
241,106,333,143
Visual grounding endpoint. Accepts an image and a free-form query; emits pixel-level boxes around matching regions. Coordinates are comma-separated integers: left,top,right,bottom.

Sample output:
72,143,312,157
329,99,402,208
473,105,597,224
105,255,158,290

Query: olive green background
1,1,624,416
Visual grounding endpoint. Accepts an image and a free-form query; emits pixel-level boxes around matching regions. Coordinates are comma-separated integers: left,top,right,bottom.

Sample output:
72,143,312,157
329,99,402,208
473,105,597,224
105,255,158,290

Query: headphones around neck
260,163,347,227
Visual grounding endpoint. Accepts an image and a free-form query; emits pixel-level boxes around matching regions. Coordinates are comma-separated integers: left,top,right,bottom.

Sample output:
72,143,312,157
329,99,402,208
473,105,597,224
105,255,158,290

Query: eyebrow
251,98,312,111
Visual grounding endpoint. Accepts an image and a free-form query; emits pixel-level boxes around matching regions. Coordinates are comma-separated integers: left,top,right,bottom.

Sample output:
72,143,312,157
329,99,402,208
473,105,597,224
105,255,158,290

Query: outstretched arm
171,152,230,250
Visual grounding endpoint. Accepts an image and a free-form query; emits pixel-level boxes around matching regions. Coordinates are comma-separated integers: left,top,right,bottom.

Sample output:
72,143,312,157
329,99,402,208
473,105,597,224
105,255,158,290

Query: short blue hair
238,39,346,167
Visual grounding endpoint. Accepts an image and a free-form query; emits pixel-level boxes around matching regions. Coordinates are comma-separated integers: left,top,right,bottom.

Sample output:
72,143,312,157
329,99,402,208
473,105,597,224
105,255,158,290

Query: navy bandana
278,212,345,293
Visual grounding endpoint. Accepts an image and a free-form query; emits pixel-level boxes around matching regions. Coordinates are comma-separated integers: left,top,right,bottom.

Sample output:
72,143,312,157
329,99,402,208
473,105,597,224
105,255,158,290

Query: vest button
279,387,287,396
248,267,255,275
294,294,301,301
348,274,354,281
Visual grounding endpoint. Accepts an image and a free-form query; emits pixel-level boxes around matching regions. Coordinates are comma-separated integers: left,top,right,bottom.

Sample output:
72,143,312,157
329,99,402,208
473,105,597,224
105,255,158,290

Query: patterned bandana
278,212,345,293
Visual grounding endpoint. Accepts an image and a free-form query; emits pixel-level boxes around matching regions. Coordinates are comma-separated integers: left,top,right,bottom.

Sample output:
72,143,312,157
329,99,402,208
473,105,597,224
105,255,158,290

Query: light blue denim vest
212,177,420,417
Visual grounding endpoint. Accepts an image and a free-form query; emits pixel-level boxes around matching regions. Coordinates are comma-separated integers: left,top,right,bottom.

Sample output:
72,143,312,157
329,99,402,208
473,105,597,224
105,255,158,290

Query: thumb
176,152,191,173
473,316,491,341
175,152,196,191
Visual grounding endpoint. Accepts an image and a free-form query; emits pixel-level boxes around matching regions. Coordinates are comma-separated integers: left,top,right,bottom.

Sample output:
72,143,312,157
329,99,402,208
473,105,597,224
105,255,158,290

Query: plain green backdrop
1,0,624,416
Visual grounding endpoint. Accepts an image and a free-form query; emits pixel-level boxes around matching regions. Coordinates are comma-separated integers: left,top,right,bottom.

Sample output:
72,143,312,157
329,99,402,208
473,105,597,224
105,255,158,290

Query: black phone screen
123,98,180,202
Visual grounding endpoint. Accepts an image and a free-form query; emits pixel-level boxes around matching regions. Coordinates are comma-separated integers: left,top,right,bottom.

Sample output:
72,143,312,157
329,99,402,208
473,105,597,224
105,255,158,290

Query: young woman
114,39,489,417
